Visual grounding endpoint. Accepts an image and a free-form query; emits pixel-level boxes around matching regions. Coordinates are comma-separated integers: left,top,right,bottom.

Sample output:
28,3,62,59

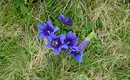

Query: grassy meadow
0,0,130,80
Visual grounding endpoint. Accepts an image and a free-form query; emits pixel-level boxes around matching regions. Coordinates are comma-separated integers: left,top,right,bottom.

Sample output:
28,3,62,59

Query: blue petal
78,39,88,52
70,46,79,51
38,24,45,30
46,20,54,28
38,29,43,32
74,54,83,63
65,19,73,26
46,36,52,41
54,27,60,32
60,34,66,41
38,32,45,39
74,37,79,41
57,14,65,20
67,31,74,39
46,43,51,48
54,49,60,55
50,33,57,39
57,15,62,21
60,14,65,18
60,44,68,50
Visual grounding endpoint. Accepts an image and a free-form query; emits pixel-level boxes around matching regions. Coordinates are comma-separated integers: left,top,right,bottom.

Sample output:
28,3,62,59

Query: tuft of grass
0,0,130,80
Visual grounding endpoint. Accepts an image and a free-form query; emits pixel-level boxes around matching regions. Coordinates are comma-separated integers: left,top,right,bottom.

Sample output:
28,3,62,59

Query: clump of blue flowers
38,13,88,63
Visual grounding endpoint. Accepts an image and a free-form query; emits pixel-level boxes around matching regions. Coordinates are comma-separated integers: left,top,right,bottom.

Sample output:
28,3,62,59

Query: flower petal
74,37,79,41
50,34,57,39
57,13,65,20
67,31,74,39
38,24,45,30
78,39,88,52
54,27,60,32
74,54,83,63
64,19,73,26
70,46,79,51
54,49,60,55
60,34,66,41
60,44,68,49
46,43,51,48
46,20,54,28
46,36,52,41
38,32,45,39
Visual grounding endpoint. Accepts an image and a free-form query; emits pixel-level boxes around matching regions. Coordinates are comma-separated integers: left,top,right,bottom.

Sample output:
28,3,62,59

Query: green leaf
20,50,29,61
20,4,29,14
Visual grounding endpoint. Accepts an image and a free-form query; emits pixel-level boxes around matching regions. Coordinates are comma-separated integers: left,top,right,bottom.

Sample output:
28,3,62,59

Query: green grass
0,0,130,80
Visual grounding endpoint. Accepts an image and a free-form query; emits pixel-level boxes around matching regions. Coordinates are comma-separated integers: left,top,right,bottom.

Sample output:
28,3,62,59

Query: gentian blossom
69,38,88,63
57,13,73,26
38,20,59,40
64,31,79,49
46,34,68,55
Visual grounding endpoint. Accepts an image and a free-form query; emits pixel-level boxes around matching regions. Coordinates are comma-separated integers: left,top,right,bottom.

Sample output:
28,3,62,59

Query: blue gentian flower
69,38,88,63
38,20,59,40
57,13,73,26
64,31,79,48
46,34,68,55
69,47,83,63
78,38,89,52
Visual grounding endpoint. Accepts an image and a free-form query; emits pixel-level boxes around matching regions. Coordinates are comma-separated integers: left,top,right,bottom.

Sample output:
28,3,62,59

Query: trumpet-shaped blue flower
64,31,79,48
69,38,88,63
57,13,73,26
46,34,68,55
38,20,59,40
